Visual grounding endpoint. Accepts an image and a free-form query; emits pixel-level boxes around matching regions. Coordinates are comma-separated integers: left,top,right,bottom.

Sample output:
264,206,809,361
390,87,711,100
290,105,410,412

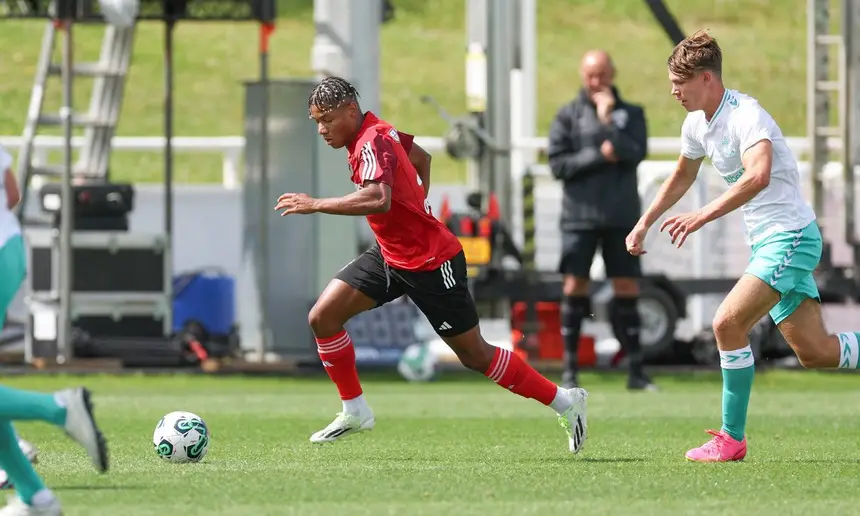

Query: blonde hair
667,29,723,79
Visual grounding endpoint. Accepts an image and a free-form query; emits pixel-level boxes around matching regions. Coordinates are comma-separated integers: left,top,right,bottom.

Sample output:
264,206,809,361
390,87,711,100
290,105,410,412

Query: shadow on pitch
765,458,860,464
577,457,646,463
531,457,647,464
53,485,146,491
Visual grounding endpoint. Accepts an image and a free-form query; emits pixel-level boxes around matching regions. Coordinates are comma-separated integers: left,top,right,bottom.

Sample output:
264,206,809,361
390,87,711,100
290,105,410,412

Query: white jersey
0,144,21,249
680,89,815,245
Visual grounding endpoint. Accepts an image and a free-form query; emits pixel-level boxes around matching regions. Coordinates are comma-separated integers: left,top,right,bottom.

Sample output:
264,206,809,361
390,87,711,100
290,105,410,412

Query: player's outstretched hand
660,211,706,248
625,224,648,256
274,192,318,215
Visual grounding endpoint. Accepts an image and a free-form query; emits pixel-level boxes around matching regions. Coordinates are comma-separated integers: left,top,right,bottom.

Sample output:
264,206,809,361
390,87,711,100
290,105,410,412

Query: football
397,343,438,382
152,411,210,464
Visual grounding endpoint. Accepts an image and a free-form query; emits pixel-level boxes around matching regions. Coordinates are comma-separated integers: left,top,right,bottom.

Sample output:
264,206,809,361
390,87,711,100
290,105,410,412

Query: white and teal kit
0,143,25,327
679,89,819,324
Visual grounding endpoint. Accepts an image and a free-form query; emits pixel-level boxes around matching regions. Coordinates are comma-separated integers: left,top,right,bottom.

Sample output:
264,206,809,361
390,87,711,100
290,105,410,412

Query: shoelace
701,429,730,455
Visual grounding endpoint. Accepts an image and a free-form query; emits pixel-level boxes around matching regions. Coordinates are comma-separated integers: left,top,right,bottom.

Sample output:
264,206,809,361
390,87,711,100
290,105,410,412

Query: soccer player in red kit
274,77,589,454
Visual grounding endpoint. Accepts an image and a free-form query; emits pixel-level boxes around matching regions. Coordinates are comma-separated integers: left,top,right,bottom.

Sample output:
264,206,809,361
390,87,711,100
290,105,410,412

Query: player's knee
711,312,746,346
308,302,339,337
563,275,590,297
611,278,639,297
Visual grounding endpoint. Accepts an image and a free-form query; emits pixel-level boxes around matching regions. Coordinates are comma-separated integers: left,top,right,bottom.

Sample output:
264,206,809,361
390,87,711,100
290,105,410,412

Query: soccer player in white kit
0,143,109,514
626,30,860,462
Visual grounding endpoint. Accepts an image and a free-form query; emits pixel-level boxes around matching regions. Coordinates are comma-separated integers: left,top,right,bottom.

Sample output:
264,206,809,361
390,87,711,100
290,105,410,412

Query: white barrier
0,134,838,188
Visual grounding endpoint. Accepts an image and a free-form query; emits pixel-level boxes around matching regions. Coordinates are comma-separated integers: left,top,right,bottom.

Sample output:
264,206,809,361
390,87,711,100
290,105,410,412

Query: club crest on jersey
611,110,628,129
388,128,400,142
722,135,736,157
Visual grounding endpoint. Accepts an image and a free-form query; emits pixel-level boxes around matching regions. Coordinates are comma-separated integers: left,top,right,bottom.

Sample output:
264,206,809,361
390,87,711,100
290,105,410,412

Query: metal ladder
16,20,135,224
807,0,845,217
807,0,849,275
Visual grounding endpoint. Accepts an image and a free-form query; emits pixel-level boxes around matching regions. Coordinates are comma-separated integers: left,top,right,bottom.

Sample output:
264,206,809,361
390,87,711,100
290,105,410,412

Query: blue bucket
172,269,236,336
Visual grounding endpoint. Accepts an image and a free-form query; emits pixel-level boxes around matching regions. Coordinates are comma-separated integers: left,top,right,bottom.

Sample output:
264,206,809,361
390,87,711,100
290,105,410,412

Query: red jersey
347,112,462,271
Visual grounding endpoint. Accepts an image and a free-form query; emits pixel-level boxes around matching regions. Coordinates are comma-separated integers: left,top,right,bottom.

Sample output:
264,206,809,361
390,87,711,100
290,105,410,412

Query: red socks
484,346,557,405
316,330,363,400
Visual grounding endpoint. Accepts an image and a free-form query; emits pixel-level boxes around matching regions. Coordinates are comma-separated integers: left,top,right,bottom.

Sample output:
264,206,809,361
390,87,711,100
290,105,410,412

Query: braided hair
308,76,361,117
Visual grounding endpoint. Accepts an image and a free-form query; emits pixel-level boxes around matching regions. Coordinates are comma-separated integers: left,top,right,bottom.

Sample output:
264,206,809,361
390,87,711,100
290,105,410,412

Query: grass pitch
5,369,860,515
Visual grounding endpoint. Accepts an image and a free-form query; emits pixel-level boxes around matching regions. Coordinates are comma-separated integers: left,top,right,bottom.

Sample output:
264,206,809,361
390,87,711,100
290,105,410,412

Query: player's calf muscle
443,328,494,372
778,299,841,368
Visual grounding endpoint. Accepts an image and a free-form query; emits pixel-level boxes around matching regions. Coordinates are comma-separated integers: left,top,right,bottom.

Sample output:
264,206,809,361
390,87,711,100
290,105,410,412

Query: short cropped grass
4,370,860,515
0,0,825,183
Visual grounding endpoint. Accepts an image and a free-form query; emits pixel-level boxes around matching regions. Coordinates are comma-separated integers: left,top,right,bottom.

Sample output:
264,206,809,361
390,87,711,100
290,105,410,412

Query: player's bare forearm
637,155,702,228
699,172,768,224
312,182,392,216
700,140,772,224
408,141,432,197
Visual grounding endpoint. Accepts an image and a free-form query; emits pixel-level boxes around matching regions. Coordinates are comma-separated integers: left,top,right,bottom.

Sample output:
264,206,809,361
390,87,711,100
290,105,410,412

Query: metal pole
844,0,857,247
258,22,275,358
846,0,860,283
486,0,513,223
57,17,74,364
466,0,488,191
520,170,539,359
807,0,829,221
164,18,175,332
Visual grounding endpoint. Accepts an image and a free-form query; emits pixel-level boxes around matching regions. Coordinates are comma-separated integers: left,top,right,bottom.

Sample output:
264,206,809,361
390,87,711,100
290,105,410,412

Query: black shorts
336,246,479,337
559,228,642,279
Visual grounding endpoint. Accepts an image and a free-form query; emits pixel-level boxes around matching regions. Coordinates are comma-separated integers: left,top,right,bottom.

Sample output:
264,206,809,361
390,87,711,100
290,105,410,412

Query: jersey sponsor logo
388,128,400,142
723,167,744,185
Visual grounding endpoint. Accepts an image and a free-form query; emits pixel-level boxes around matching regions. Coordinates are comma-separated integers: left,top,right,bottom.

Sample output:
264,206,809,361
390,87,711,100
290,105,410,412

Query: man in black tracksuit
548,50,656,391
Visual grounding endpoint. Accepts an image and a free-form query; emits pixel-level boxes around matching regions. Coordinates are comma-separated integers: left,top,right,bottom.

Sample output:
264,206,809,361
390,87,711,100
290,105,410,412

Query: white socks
342,394,372,418
30,489,56,508
550,387,573,415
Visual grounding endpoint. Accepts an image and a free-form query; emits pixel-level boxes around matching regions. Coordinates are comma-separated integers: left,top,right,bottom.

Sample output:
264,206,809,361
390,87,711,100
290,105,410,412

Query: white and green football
397,343,438,382
152,411,210,464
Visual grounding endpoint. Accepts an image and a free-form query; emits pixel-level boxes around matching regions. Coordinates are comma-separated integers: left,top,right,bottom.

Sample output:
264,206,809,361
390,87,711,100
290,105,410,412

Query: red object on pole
259,22,276,53
487,193,500,221
439,195,452,224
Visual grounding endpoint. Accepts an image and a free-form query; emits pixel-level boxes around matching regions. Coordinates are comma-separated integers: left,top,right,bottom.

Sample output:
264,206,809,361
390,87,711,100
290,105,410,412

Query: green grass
0,0,829,183
4,370,860,515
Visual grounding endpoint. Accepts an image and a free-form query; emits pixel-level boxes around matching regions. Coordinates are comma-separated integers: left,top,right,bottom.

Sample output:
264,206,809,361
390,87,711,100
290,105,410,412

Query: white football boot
557,387,589,454
0,496,62,516
55,388,108,473
310,411,375,443
0,440,38,490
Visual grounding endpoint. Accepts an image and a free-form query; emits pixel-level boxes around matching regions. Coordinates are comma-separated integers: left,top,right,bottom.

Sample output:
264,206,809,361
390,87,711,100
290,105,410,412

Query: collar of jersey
347,111,380,154
707,89,729,127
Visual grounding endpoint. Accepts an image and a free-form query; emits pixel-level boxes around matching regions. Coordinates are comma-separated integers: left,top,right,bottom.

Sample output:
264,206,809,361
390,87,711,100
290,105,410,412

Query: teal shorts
744,221,822,324
0,234,26,328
